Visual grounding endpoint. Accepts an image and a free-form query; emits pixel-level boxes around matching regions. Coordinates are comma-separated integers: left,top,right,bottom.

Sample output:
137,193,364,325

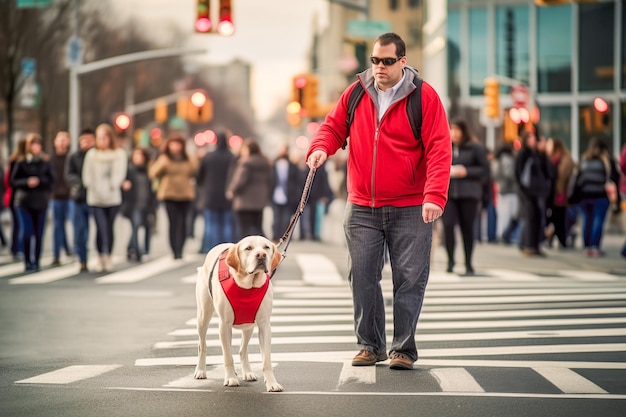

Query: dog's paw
224,377,241,387
193,369,207,379
243,371,258,382
265,381,284,392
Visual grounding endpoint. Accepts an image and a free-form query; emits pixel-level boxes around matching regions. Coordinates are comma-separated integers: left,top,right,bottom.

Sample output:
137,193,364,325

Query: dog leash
270,165,317,278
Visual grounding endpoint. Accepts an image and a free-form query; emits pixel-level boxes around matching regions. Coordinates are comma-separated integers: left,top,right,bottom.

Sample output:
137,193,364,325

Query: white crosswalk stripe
11,252,626,397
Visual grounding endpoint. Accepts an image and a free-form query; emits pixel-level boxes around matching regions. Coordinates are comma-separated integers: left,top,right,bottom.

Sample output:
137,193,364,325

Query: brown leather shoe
352,350,388,366
389,352,414,370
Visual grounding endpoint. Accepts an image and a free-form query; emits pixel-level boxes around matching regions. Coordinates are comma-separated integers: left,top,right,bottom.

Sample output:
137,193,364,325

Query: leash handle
271,166,317,278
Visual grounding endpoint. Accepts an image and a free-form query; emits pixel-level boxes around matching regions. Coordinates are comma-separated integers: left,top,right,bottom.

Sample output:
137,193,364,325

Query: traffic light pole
68,47,207,149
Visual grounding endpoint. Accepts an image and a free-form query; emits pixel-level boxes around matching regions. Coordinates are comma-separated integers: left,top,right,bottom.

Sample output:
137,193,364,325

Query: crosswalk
10,252,626,398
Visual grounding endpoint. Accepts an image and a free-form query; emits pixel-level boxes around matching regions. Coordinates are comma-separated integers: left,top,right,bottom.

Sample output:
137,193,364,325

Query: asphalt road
1,211,625,417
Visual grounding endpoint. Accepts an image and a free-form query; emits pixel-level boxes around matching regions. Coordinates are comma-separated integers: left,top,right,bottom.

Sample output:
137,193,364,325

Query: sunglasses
370,55,403,66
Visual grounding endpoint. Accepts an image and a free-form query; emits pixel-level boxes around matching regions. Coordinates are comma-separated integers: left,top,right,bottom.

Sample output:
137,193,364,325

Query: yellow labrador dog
194,236,283,392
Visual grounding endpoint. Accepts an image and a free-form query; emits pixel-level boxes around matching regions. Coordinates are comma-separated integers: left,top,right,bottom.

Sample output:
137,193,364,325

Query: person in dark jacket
49,131,73,265
65,128,95,272
270,144,301,242
515,130,554,257
10,133,55,271
4,137,27,260
0,166,6,248
571,136,619,257
226,138,272,240
197,132,236,252
442,119,490,275
121,148,157,262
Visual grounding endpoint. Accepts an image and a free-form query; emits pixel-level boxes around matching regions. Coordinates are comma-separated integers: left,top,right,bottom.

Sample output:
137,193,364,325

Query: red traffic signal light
190,90,208,108
195,0,212,33
217,0,234,36
593,97,609,113
113,112,132,133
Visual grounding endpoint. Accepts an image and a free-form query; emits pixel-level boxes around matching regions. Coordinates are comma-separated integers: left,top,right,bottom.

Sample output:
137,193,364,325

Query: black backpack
343,78,423,150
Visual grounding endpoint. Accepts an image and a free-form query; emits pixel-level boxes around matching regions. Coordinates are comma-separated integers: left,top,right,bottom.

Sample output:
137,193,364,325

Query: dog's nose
256,252,267,260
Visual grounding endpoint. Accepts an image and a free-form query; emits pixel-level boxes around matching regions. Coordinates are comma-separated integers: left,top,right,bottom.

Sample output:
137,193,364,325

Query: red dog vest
218,251,270,325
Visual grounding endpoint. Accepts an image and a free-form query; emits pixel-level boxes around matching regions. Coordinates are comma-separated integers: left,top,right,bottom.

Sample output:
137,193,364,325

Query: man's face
79,134,95,150
371,42,406,91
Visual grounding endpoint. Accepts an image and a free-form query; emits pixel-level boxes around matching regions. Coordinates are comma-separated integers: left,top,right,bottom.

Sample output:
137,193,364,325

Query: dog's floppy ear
270,243,282,272
225,244,241,271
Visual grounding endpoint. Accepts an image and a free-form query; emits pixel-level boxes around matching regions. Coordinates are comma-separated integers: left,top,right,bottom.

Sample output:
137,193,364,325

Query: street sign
21,58,36,77
347,20,392,39
510,85,530,107
65,36,84,68
17,0,51,8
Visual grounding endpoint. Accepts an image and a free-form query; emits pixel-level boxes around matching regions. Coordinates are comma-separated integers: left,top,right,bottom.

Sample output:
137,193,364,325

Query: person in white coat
82,123,127,271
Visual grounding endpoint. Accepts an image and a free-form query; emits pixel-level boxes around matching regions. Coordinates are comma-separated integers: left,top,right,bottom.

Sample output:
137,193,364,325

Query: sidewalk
312,199,626,277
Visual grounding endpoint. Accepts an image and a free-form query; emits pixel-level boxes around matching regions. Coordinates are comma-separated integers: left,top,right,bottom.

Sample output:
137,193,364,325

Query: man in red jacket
306,33,451,370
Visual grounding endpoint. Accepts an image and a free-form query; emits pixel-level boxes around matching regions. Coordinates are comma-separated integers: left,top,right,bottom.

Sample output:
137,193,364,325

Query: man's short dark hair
79,127,95,136
374,33,406,58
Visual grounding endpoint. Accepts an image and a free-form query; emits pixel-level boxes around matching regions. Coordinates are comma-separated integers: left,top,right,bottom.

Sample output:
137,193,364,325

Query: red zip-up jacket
306,67,451,209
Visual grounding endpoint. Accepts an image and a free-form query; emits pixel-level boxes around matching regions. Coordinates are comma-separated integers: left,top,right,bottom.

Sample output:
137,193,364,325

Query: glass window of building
447,10,461,100
389,0,398,11
495,6,529,85
408,0,419,8
538,106,572,151
578,3,615,92
469,8,488,96
537,5,572,92
578,103,613,159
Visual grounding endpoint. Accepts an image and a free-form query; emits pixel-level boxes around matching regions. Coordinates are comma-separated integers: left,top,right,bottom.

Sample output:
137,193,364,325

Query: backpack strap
407,78,424,151
343,82,366,149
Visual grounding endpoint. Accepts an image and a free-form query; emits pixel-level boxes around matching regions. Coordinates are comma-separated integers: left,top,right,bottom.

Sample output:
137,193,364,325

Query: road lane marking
559,270,619,281
95,255,201,284
532,367,608,394
295,254,344,286
431,368,484,392
15,365,121,384
8,256,122,284
482,269,542,281
135,345,626,367
337,360,376,386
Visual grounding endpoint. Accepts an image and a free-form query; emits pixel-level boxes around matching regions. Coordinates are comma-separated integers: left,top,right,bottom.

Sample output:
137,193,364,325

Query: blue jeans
343,203,432,362
50,199,73,259
72,201,90,263
201,208,234,252
91,205,120,255
579,197,610,249
127,209,151,256
17,206,47,269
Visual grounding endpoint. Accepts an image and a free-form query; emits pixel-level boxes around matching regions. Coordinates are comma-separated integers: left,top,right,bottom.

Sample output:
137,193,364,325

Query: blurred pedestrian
620,143,626,257
197,132,236,252
307,163,334,241
306,33,451,370
442,119,490,275
66,128,95,272
493,143,518,242
0,166,6,249
545,137,575,248
149,134,198,259
270,143,300,241
49,131,73,265
121,148,157,262
226,138,272,240
10,133,54,271
4,137,27,260
515,130,554,257
82,123,128,271
570,136,619,257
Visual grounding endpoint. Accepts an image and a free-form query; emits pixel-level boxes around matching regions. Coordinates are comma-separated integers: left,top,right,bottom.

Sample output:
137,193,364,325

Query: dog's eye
244,246,252,251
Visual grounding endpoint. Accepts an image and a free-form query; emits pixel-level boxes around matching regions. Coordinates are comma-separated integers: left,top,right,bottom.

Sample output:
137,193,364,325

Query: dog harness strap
218,254,270,325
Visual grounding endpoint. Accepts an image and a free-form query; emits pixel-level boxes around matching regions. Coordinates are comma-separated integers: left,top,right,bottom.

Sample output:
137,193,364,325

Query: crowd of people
444,123,624,273
0,126,335,273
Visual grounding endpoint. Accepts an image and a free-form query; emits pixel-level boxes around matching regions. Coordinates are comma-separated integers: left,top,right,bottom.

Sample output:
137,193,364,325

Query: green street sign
347,20,393,40
17,0,51,8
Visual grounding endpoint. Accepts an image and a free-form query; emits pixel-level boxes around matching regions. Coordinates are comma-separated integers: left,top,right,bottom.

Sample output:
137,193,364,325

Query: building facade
434,0,625,158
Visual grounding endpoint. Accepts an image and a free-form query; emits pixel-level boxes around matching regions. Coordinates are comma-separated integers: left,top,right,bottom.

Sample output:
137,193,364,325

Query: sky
110,0,329,121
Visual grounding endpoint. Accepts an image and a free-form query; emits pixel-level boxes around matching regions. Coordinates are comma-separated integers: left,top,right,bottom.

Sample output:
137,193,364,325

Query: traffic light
188,90,213,123
217,0,235,36
290,74,319,118
113,112,132,134
483,77,500,119
195,0,212,33
155,99,168,123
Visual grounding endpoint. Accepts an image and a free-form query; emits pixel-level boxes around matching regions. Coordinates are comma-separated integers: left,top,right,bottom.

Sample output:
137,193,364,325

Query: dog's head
225,235,282,278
